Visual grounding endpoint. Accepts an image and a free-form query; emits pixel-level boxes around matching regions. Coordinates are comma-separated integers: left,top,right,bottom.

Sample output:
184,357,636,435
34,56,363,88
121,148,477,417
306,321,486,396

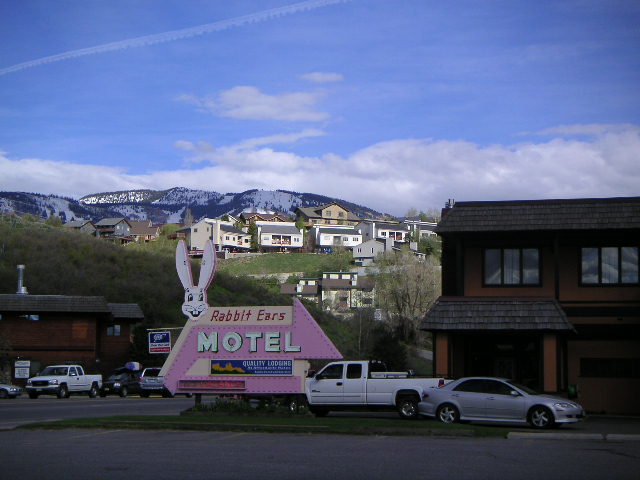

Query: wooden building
421,197,640,414
0,294,144,381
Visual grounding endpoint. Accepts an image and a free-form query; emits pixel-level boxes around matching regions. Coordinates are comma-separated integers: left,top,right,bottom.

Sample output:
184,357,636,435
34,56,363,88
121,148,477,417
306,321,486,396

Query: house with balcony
257,222,303,252
219,224,251,252
94,218,134,244
310,225,363,253
420,197,640,414
403,216,438,239
178,218,251,253
281,272,374,312
295,202,361,227
357,220,409,244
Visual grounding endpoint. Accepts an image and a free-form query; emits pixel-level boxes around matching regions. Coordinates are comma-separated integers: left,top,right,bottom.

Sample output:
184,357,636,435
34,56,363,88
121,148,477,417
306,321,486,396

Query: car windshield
40,367,68,376
108,373,128,381
144,369,160,377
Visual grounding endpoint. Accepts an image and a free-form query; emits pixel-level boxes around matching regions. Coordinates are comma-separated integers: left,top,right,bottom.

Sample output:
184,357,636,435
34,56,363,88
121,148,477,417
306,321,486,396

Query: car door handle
336,382,343,386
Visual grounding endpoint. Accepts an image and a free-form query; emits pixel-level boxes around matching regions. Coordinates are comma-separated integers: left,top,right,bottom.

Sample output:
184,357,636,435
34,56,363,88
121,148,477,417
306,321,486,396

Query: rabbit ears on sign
175,239,217,291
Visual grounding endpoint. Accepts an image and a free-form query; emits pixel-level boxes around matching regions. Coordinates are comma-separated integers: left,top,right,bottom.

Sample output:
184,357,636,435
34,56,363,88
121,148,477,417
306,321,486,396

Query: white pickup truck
26,365,102,399
305,360,447,419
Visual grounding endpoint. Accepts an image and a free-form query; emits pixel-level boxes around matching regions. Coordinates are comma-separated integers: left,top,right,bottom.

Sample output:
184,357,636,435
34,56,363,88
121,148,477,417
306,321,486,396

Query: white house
257,222,303,252
311,225,363,252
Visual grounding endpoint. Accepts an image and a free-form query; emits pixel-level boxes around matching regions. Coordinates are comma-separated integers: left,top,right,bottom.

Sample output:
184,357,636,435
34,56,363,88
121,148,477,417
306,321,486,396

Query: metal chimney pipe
16,264,28,295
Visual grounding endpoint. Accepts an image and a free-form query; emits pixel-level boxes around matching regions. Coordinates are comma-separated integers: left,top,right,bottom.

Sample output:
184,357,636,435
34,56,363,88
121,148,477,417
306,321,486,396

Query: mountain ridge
0,188,386,224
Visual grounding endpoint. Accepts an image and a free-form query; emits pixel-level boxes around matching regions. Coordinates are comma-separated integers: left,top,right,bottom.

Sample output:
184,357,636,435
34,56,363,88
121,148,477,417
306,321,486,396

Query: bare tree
372,250,441,343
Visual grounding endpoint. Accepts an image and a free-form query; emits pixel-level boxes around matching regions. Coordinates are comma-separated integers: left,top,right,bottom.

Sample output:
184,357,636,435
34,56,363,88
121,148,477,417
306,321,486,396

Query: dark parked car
419,377,585,429
100,368,142,398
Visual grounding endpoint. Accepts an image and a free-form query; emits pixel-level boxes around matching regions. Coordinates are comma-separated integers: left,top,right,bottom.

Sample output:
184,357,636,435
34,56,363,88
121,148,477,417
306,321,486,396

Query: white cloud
2,124,639,215
300,72,344,83
177,86,328,122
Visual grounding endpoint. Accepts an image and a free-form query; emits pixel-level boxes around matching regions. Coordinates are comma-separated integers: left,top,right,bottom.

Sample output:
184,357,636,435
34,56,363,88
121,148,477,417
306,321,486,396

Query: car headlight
26,379,32,385
114,382,121,388
9,387,17,392
49,379,59,385
553,402,573,409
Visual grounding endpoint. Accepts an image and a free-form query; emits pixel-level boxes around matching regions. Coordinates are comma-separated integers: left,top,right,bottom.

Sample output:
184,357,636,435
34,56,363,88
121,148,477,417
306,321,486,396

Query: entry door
483,380,526,420
309,364,344,404
342,363,366,404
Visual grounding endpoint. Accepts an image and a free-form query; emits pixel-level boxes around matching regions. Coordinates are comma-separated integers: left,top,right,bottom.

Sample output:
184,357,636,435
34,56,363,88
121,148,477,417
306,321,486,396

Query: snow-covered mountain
0,188,384,224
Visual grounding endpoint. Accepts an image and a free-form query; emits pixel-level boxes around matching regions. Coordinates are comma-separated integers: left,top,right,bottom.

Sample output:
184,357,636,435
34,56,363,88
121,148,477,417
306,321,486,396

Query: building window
484,248,540,285
338,211,345,218
107,324,121,336
581,247,639,285
325,211,332,217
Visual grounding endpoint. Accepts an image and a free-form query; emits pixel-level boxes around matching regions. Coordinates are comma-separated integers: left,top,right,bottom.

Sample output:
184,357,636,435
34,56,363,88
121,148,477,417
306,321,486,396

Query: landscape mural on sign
159,239,342,395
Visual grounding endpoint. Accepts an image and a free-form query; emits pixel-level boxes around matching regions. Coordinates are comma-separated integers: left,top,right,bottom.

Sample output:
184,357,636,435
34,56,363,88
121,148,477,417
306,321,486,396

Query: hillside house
63,220,96,235
281,272,375,312
357,220,410,244
420,197,640,414
95,218,133,242
257,222,303,252
178,218,251,253
0,294,144,380
129,220,160,242
240,212,289,226
295,202,360,227
352,238,396,266
403,216,438,239
310,225,363,253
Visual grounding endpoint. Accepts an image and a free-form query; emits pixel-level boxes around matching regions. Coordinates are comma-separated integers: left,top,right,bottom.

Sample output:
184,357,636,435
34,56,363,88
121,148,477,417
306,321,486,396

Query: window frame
482,247,541,287
580,246,639,286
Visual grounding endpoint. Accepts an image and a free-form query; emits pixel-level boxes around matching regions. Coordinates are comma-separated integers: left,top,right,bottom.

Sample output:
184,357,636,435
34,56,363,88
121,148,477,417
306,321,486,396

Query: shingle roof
95,218,129,227
316,227,360,235
297,204,361,221
107,303,145,319
0,294,111,313
220,224,246,235
420,297,575,332
260,225,301,235
0,295,144,321
436,197,640,233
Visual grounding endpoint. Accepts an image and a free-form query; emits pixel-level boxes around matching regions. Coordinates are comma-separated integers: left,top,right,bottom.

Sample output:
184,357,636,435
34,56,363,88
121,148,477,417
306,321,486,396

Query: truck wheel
28,392,39,399
119,386,128,398
309,406,329,417
88,384,98,398
397,396,420,419
57,385,69,399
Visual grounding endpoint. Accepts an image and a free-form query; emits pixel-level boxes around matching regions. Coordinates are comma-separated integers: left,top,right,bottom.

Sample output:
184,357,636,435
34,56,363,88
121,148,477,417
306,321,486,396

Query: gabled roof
436,197,640,233
95,218,131,227
315,227,360,235
220,224,247,235
107,303,145,319
421,297,575,332
260,225,301,235
129,220,159,236
64,220,94,229
0,294,111,313
296,203,361,221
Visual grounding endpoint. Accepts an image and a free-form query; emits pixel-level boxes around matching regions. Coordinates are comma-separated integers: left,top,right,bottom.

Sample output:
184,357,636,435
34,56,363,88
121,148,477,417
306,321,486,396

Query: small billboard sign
14,360,30,379
149,331,171,353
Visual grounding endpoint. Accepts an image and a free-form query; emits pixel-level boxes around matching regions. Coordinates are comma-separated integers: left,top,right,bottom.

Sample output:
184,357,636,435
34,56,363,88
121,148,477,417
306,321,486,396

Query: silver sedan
419,377,585,429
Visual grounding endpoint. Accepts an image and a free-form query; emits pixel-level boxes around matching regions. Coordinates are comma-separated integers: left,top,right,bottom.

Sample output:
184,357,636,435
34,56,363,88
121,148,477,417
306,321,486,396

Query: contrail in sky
0,0,352,77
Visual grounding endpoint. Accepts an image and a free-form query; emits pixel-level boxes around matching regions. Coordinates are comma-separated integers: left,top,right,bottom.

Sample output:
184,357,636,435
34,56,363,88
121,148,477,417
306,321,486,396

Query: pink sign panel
160,240,342,395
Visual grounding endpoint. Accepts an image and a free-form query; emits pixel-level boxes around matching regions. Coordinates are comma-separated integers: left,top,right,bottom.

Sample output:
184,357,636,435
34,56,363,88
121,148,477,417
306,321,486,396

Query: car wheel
0,390,7,399
88,384,98,398
528,406,555,429
436,403,459,424
28,392,39,399
119,386,128,398
397,396,420,419
57,385,69,399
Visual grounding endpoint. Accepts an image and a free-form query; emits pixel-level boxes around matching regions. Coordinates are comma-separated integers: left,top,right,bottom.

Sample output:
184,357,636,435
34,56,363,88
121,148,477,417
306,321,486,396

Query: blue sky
1,0,639,216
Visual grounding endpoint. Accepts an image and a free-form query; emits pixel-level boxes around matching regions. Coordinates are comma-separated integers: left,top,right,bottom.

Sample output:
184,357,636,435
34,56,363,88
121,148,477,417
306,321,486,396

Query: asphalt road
1,428,639,480
0,394,195,429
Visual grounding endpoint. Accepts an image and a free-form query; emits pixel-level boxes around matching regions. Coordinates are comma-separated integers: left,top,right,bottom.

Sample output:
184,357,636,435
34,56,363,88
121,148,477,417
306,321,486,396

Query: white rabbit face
176,239,217,322
182,287,208,321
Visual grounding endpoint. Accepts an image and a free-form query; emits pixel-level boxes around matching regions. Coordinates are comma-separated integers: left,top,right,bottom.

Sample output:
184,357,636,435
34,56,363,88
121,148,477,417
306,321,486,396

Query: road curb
507,432,640,441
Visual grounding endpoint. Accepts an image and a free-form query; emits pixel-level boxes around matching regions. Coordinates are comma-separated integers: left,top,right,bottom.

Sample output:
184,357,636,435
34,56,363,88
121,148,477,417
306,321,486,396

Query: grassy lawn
17,413,508,438
218,252,353,276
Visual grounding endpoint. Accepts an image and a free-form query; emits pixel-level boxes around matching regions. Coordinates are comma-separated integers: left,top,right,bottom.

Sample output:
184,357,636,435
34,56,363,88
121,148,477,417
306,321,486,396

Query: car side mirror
306,370,317,378
315,373,325,381
510,390,520,397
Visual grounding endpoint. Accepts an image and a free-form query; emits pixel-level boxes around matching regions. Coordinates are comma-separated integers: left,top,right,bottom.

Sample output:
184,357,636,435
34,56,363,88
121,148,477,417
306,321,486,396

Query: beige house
179,218,250,253
295,202,360,227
